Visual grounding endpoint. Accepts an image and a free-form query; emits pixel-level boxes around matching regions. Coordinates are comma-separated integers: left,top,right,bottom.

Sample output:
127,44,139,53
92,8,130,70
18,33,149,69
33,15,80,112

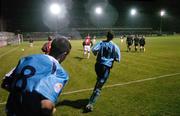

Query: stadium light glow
130,9,137,16
50,3,61,15
160,10,165,17
95,7,103,15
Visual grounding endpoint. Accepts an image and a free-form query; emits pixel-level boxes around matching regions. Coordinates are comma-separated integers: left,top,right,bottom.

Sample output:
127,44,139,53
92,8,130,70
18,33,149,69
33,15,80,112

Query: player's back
127,36,133,43
134,37,139,44
139,37,145,45
14,54,54,92
97,41,116,67
14,54,68,102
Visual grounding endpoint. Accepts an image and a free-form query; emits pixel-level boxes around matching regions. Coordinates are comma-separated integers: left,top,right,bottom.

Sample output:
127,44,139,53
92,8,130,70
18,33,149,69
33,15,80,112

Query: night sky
1,0,180,32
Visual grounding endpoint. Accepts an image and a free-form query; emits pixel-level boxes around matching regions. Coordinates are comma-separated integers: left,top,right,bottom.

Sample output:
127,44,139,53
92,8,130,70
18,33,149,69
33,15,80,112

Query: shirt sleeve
35,74,68,103
91,42,101,56
114,44,121,62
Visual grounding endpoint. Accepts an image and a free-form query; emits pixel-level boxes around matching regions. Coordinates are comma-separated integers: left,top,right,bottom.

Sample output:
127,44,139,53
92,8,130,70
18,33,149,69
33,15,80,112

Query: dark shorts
134,43,139,46
140,44,145,47
95,63,110,84
127,42,132,46
6,90,48,116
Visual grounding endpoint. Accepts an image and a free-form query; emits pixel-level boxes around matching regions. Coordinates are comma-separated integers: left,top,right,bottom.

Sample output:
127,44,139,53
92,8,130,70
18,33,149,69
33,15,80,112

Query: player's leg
129,44,131,51
84,46,87,57
135,45,137,51
86,64,110,112
87,46,90,59
142,45,145,52
140,45,142,51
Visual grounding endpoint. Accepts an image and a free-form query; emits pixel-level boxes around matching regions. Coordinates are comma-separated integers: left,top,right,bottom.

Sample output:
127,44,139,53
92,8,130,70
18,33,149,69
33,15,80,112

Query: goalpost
0,32,23,47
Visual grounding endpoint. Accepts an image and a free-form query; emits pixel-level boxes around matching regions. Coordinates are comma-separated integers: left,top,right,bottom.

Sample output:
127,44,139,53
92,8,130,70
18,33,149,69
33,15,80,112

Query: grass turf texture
0,35,180,116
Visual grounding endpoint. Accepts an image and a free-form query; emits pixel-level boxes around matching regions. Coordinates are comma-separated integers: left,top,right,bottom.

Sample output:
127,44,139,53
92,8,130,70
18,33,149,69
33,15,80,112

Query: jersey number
16,65,36,90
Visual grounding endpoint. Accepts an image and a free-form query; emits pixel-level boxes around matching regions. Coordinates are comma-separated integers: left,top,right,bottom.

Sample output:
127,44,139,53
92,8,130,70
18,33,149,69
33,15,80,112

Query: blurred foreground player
1,37,71,116
85,31,121,112
42,36,53,54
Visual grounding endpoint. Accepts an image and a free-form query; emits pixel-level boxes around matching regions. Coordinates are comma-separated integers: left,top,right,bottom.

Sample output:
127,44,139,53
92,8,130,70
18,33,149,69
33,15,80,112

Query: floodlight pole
159,10,165,35
160,16,162,34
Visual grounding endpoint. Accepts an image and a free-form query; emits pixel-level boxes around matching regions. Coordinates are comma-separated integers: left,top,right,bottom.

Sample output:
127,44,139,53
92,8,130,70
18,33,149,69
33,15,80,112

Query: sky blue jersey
91,40,121,68
13,54,69,103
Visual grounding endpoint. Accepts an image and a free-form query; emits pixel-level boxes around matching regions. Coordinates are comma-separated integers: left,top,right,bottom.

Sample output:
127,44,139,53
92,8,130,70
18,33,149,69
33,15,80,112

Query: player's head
48,36,52,41
49,36,71,63
106,31,114,41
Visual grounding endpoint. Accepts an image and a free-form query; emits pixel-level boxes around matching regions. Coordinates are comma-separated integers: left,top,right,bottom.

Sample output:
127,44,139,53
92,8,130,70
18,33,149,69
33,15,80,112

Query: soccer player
120,35,125,43
85,31,121,112
42,36,53,54
29,37,34,47
1,37,71,116
126,35,133,52
83,34,92,59
139,35,146,52
133,35,139,52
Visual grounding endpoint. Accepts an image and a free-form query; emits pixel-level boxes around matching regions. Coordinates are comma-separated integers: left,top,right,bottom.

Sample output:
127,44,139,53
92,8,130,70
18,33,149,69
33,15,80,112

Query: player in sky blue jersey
1,37,71,116
85,31,121,112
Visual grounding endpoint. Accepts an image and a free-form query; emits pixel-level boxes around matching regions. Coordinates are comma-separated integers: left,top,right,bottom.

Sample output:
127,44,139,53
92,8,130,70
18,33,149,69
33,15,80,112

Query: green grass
0,35,180,116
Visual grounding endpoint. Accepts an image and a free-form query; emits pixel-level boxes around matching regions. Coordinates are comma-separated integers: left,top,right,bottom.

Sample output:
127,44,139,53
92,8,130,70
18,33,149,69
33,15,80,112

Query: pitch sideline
0,72,180,105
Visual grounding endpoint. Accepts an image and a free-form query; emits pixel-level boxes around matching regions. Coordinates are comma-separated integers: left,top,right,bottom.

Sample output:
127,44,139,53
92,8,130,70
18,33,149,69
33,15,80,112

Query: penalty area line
0,72,180,105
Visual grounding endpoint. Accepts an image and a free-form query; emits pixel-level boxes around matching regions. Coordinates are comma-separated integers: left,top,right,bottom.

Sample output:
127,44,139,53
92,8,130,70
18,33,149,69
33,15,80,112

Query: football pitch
0,35,180,116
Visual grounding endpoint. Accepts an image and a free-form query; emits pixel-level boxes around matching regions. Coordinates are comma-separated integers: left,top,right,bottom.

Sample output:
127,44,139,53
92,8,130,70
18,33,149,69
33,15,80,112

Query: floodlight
130,9,137,16
50,3,61,15
160,10,165,17
95,7,103,15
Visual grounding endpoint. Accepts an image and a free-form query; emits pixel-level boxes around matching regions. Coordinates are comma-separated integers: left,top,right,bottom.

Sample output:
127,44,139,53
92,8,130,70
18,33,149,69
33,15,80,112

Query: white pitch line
62,72,180,95
0,72,180,105
0,102,6,105
0,47,18,58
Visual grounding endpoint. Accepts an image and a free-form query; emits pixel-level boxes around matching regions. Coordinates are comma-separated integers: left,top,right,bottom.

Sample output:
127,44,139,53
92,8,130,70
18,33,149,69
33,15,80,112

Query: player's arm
91,42,101,56
1,66,18,91
114,44,121,62
41,100,55,116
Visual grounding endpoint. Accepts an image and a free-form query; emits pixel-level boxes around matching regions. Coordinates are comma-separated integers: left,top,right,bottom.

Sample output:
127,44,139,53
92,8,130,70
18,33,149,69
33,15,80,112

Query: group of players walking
126,35,146,52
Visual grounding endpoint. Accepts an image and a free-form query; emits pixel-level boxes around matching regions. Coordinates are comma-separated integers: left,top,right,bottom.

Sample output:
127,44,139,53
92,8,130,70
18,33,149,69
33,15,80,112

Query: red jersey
85,36,91,45
41,41,52,54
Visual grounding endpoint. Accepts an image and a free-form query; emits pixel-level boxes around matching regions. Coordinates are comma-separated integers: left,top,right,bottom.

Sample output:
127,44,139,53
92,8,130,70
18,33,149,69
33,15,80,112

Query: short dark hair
49,37,71,57
107,31,114,40
48,36,52,41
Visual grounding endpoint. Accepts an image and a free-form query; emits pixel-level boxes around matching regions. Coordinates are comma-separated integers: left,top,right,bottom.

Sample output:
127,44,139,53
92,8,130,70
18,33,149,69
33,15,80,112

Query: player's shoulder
22,54,53,63
110,41,120,50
